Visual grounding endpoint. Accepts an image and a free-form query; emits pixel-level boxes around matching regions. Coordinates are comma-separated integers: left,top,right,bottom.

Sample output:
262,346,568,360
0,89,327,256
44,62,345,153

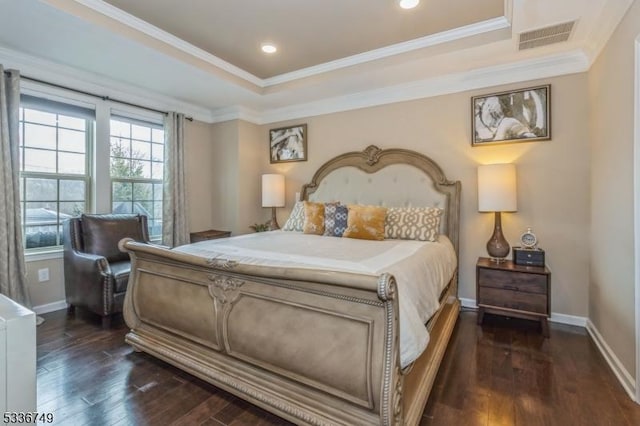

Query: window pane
140,161,151,179
24,148,56,173
149,220,162,238
152,128,164,143
59,180,85,201
112,182,133,202
132,140,151,160
25,202,58,229
135,201,153,217
151,143,163,162
131,124,150,141
111,157,132,178
24,123,56,150
153,183,163,199
151,162,163,180
59,201,84,218
153,201,163,220
110,120,131,138
24,109,56,126
24,225,59,249
58,128,85,153
112,201,132,214
58,115,85,131
25,178,57,201
58,152,85,175
133,183,152,201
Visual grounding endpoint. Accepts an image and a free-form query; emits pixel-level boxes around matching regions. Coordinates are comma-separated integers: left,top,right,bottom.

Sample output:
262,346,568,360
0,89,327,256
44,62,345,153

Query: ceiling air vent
518,21,576,50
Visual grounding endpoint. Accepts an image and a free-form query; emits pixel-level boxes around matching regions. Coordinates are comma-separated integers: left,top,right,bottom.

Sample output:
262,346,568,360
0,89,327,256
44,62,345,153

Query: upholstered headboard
301,145,461,255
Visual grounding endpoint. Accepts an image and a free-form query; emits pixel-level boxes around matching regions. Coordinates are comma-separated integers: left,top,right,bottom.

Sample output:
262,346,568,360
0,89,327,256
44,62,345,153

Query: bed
120,145,461,425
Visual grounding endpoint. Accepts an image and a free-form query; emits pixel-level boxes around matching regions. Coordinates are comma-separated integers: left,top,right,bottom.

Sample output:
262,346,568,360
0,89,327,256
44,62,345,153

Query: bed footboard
121,240,404,426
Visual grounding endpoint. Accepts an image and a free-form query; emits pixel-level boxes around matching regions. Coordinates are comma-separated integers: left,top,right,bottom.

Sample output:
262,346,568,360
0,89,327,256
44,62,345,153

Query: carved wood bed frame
121,145,461,425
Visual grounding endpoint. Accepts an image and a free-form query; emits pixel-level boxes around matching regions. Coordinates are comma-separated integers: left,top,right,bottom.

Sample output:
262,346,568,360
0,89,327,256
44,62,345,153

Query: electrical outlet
38,268,50,282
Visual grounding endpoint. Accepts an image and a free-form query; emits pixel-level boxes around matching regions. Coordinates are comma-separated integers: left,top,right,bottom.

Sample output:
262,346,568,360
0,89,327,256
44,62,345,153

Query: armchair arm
64,250,113,315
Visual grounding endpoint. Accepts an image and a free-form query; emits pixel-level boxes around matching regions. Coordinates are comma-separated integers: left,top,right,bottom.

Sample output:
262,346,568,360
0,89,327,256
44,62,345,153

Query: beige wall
184,119,216,232
26,119,216,310
588,0,639,378
209,120,265,235
212,73,591,317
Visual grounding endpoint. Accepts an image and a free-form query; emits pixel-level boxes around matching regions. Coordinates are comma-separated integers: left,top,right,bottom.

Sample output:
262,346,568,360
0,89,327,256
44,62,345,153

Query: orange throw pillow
342,205,387,241
303,201,325,235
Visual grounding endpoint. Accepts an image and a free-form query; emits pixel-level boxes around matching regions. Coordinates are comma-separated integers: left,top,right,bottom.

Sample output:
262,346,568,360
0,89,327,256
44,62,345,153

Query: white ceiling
0,0,633,123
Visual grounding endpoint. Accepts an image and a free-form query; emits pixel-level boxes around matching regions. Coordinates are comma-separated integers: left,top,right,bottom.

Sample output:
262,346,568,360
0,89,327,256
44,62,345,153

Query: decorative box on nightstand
190,229,231,243
513,247,545,267
476,257,551,337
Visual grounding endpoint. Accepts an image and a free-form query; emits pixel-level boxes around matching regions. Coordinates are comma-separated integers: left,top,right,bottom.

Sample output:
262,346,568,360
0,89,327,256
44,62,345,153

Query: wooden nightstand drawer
478,268,547,294
478,287,547,315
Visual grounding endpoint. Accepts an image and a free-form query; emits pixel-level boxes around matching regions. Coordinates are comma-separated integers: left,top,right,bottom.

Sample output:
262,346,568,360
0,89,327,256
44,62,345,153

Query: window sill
25,249,63,262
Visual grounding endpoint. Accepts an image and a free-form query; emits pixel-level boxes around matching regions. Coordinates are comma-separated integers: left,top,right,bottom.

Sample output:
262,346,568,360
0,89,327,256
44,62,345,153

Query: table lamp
477,164,517,262
262,174,285,230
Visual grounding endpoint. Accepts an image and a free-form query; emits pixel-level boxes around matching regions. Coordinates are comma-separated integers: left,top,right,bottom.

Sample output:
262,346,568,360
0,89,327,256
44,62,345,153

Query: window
110,116,164,240
18,91,167,252
18,95,94,250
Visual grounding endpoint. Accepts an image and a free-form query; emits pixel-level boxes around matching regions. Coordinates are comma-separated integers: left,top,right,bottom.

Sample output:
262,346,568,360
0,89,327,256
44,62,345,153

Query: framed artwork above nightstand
476,257,551,337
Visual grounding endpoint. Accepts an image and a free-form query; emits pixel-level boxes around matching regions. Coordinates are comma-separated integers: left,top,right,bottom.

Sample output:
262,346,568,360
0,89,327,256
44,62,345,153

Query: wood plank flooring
36,309,640,425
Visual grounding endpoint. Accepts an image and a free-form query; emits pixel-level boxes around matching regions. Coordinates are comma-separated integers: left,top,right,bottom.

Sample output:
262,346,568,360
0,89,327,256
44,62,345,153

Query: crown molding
209,106,263,124
0,46,213,122
262,16,511,86
216,49,590,125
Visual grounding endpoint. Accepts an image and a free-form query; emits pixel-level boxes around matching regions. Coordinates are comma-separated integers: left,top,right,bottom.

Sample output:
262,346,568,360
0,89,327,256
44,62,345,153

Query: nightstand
476,257,551,337
190,229,231,243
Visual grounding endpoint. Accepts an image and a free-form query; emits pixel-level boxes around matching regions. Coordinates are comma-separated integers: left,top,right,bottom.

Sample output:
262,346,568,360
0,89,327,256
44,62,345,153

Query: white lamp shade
478,164,517,212
262,174,285,207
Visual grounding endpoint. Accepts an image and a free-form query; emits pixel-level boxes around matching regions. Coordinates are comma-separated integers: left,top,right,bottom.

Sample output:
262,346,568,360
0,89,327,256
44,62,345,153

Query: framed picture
471,85,550,146
269,124,307,163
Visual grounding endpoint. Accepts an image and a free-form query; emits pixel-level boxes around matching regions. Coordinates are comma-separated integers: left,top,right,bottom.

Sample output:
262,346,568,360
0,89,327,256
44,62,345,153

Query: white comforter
174,231,457,367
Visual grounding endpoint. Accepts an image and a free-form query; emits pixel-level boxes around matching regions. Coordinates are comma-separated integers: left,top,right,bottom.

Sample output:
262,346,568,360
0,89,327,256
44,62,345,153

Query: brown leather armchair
63,214,150,328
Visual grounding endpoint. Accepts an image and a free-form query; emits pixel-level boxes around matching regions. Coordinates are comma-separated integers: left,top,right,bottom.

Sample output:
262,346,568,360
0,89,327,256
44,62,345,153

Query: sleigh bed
121,145,461,425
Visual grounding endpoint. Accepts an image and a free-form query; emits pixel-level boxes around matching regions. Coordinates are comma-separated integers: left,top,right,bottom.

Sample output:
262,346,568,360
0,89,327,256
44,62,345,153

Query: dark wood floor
36,309,640,425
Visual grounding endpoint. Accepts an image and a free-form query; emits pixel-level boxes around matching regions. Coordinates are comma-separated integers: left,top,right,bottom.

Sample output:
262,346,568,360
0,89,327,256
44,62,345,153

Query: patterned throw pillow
282,201,305,231
384,207,443,242
303,201,325,235
323,203,348,237
342,205,387,241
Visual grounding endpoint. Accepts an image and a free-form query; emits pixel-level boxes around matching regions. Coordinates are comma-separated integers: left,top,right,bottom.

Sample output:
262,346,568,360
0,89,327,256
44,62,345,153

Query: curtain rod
4,71,193,121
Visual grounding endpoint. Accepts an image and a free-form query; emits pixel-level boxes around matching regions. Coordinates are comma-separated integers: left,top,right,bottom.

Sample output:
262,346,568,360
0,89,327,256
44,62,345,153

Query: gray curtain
162,112,190,247
0,67,30,307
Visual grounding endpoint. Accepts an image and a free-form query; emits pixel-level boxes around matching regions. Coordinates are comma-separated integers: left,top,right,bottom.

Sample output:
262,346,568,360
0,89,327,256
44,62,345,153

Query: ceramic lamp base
267,207,280,230
486,212,510,262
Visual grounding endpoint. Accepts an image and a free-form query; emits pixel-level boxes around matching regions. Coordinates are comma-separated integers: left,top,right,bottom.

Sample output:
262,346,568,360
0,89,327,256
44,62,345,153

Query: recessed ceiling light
397,0,419,9
261,43,277,54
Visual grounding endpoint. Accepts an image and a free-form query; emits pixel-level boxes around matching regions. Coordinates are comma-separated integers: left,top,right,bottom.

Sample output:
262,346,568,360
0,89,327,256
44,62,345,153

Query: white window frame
19,83,166,257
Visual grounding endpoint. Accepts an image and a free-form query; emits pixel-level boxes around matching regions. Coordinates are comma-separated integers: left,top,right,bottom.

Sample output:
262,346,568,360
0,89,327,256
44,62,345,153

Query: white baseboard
586,319,636,401
549,312,587,327
459,298,477,309
32,300,67,315
459,297,588,327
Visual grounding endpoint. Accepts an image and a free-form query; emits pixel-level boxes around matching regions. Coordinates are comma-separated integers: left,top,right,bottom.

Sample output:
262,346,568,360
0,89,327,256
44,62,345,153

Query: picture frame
269,124,307,163
471,85,550,146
